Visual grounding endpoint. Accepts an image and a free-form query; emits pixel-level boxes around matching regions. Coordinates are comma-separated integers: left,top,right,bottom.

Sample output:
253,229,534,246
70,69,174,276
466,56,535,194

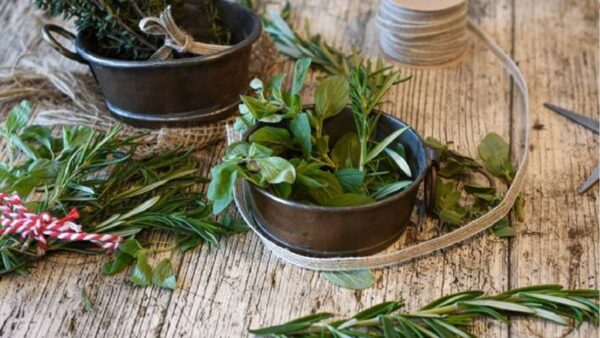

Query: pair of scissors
544,103,599,194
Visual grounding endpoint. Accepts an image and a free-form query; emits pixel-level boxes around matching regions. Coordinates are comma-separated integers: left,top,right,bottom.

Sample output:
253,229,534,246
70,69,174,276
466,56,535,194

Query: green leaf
308,170,343,205
321,269,375,290
435,178,468,225
291,58,312,95
290,113,312,159
353,302,404,320
207,162,239,214
249,127,292,154
80,288,95,312
331,132,361,169
179,237,201,253
371,181,412,200
315,76,349,119
384,147,412,177
255,157,296,184
152,259,177,290
102,252,134,275
478,132,514,182
382,316,399,338
365,127,410,164
491,218,516,238
128,252,153,287
120,196,160,219
335,168,364,193
322,193,374,207
250,313,334,335
5,100,31,134
461,300,536,314
119,239,143,257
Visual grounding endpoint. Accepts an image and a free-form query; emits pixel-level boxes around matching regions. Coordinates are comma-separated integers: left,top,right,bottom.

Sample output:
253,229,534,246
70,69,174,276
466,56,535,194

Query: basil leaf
128,252,152,287
322,193,374,206
322,269,374,290
102,252,134,275
249,126,292,154
331,132,360,169
335,168,364,193
365,126,409,164
152,259,177,290
291,58,311,95
384,147,412,177
290,113,312,159
478,132,514,181
315,75,349,119
255,157,296,184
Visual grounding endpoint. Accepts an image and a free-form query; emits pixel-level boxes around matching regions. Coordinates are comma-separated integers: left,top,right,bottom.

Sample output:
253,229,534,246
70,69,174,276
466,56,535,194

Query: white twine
231,3,530,271
377,0,469,66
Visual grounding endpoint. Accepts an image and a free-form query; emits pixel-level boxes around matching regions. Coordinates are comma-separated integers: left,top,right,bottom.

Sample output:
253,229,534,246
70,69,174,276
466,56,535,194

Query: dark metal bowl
42,0,261,128
245,107,430,257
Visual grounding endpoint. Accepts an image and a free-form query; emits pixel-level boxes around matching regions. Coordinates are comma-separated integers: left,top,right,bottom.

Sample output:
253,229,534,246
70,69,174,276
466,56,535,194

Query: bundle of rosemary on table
0,101,243,289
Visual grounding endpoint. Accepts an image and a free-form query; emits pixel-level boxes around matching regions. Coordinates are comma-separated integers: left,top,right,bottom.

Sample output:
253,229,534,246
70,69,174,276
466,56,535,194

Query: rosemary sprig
251,285,600,337
0,101,243,281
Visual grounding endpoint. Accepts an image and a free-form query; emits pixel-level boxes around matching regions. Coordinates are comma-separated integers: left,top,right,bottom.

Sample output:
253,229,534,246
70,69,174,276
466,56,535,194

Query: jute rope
139,5,229,60
231,5,530,271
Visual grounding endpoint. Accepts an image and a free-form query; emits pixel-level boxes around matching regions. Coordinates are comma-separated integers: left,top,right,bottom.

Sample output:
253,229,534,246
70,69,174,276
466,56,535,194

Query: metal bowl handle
424,146,439,215
42,24,86,64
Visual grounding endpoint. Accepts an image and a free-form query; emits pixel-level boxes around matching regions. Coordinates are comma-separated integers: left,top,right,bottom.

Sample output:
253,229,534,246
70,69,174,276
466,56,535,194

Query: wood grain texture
0,0,597,337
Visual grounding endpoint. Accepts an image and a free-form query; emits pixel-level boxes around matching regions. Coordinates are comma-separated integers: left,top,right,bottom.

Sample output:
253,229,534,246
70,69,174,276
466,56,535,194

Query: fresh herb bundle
34,0,231,60
208,58,412,213
0,101,243,288
251,285,600,337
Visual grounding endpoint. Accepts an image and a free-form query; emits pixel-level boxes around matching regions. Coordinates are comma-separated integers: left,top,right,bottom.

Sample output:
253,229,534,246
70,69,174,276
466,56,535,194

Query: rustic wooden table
0,0,598,337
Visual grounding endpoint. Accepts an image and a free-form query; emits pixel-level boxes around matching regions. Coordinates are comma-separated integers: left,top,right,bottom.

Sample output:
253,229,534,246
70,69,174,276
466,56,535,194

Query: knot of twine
376,0,468,66
139,5,229,60
0,193,123,255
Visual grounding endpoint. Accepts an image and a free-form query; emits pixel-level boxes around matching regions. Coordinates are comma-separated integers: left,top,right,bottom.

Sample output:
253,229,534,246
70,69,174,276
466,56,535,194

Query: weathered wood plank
509,0,598,337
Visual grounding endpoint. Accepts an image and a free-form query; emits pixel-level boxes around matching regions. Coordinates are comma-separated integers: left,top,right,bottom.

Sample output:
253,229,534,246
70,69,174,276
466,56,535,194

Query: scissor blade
578,166,599,194
544,103,599,134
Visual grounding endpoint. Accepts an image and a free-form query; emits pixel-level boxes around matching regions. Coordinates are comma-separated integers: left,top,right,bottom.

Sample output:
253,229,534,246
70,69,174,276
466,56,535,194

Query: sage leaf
384,147,412,177
478,132,514,182
435,177,468,225
331,132,360,169
290,113,312,159
322,193,374,207
371,181,412,200
322,269,375,290
291,58,311,95
491,218,516,238
315,75,349,119
152,259,177,290
249,127,292,154
365,126,410,164
128,252,152,287
102,252,134,275
335,168,364,193
119,239,143,257
207,162,239,214
5,100,31,134
255,157,296,184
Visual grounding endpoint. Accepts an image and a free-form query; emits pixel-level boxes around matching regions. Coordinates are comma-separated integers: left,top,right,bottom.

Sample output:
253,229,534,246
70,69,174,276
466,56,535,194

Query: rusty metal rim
246,110,431,212
74,1,261,68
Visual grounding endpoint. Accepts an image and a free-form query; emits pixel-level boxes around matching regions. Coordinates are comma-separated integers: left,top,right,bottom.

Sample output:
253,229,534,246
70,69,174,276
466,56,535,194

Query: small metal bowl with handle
42,0,261,128
243,107,433,257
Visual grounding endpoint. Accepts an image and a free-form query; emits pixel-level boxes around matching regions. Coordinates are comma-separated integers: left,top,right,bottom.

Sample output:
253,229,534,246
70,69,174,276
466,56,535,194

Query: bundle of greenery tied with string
34,0,231,60
208,57,414,213
251,285,599,337
0,101,244,289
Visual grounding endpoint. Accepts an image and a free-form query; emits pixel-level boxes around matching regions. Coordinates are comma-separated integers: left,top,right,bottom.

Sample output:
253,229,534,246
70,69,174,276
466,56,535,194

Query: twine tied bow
139,6,229,60
0,193,123,255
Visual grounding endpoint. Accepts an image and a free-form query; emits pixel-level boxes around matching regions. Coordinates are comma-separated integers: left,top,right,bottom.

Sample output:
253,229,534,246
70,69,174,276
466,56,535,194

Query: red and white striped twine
0,193,123,255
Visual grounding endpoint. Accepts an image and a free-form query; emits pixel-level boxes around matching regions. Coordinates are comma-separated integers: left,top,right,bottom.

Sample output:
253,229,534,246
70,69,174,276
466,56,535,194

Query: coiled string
377,0,469,66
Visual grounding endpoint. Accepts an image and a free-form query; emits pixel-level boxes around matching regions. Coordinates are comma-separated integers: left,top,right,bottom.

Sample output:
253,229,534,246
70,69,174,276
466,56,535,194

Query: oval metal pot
42,0,261,128
245,107,431,257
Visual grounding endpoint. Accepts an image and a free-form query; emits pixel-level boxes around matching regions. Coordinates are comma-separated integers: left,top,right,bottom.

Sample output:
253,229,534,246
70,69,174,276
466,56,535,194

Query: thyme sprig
251,285,599,337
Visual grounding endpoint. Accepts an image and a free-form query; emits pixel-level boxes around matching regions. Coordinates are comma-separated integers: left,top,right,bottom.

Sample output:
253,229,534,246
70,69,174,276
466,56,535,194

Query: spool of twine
377,0,468,66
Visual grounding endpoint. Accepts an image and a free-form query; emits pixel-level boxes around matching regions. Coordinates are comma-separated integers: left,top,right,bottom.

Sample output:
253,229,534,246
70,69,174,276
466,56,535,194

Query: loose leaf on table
290,113,312,159
315,75,349,119
434,177,468,226
102,252,134,275
128,252,152,287
80,288,95,312
152,259,177,290
491,218,517,238
321,269,375,290
478,132,514,182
